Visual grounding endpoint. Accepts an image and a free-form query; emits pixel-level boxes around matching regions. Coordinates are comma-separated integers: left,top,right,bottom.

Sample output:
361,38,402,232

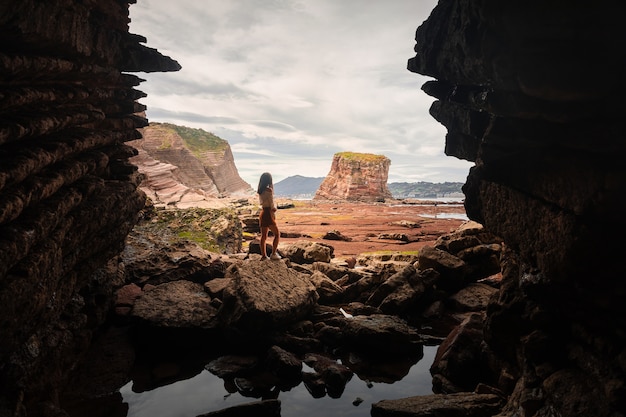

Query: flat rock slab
196,399,281,417
372,392,503,417
131,280,218,328
218,260,319,331
339,314,422,354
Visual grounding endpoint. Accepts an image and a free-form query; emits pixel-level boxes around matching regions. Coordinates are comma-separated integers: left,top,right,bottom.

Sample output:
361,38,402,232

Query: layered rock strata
0,1,179,415
129,123,253,207
409,0,626,416
314,152,393,202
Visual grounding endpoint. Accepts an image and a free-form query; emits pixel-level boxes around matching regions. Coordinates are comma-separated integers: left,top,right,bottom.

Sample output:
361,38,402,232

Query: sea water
120,345,438,417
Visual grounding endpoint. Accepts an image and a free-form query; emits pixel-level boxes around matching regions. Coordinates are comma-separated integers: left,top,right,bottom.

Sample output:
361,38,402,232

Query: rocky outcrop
63,219,503,415
408,1,626,416
129,123,253,207
314,152,393,202
0,1,179,415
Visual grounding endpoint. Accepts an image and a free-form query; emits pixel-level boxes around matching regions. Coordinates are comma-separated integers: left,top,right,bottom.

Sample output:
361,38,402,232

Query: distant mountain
274,175,463,199
274,175,324,197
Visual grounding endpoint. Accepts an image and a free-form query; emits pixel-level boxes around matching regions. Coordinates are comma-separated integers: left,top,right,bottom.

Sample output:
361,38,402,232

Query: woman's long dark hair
257,172,273,194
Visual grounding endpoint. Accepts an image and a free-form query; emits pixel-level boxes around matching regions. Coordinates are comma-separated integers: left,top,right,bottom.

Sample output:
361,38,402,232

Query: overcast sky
129,0,474,187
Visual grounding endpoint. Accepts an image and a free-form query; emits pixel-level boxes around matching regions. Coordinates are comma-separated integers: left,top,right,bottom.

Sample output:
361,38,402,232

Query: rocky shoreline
61,201,506,417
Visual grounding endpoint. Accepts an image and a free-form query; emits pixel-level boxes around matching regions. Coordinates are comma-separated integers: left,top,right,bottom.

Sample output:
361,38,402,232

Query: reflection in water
120,346,438,417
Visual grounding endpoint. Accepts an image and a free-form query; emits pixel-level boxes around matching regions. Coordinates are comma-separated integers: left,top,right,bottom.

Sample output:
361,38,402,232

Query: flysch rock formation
314,152,393,202
129,122,254,208
405,1,626,417
0,1,180,415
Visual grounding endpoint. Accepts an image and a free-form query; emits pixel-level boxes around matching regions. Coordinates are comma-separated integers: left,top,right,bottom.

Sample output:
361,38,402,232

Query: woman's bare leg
269,224,280,255
260,226,269,257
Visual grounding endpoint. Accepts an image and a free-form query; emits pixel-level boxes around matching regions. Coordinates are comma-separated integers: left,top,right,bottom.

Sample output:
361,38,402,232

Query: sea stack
314,152,393,202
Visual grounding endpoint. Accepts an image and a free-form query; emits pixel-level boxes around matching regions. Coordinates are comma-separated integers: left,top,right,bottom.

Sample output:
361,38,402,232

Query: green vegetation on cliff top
154,122,229,156
336,151,388,162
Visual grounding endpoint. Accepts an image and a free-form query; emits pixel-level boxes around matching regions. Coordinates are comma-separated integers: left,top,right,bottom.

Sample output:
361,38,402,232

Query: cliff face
314,152,393,202
409,0,625,415
0,1,179,415
129,123,253,207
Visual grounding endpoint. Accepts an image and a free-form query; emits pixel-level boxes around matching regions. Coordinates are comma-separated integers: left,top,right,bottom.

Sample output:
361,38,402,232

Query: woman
257,172,281,260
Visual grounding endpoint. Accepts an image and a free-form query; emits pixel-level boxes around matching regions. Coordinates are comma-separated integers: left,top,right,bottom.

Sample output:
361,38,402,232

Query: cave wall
0,1,179,415
409,0,625,415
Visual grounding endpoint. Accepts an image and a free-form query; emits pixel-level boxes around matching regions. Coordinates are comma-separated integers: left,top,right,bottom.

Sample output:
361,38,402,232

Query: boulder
281,240,333,264
217,260,319,331
312,261,369,283
448,283,498,312
431,313,493,393
204,278,232,298
322,230,352,241
205,355,259,379
303,353,353,398
329,314,422,355
265,345,302,381
131,280,218,329
308,270,345,304
372,393,503,417
376,269,441,316
114,283,142,316
122,232,216,286
417,245,466,292
196,399,281,417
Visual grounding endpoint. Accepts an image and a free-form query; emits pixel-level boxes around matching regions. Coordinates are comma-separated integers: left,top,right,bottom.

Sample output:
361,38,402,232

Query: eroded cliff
0,1,179,415
129,123,253,207
409,0,626,415
314,152,393,202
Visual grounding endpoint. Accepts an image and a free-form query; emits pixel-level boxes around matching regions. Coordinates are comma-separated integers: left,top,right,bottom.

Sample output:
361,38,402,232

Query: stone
431,313,491,393
376,268,439,316
448,283,498,312
122,207,243,285
131,280,218,329
205,355,258,379
417,246,466,292
311,261,366,282
372,393,503,417
265,345,302,381
303,353,353,398
337,314,422,355
307,270,345,304
217,260,319,331
281,240,333,264
114,283,142,315
322,230,352,241
196,399,281,417
204,278,232,298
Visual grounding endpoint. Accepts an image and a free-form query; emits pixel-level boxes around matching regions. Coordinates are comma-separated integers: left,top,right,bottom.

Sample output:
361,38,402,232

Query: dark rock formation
372,392,504,417
217,260,319,332
314,152,393,202
0,1,179,415
61,217,502,415
129,122,253,207
409,0,626,416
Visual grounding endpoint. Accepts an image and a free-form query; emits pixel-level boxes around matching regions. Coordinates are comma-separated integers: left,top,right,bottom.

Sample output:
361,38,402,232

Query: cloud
129,0,474,186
